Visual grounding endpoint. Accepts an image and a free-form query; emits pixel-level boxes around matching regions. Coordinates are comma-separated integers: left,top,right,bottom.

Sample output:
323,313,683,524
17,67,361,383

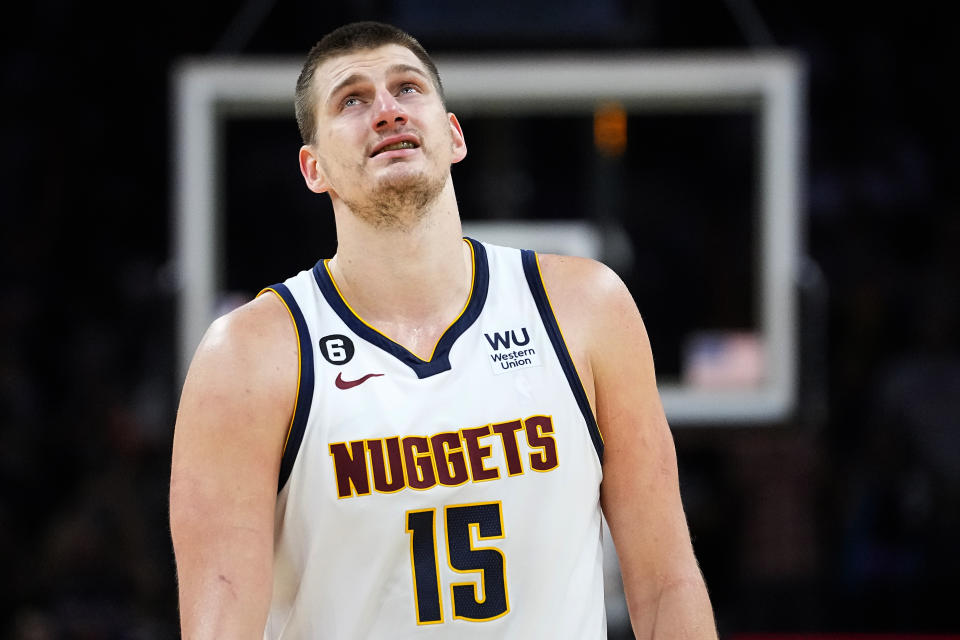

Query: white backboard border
172,53,804,425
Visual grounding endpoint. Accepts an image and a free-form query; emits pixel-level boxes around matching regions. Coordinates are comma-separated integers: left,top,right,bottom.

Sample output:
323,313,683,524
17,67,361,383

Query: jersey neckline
311,237,490,379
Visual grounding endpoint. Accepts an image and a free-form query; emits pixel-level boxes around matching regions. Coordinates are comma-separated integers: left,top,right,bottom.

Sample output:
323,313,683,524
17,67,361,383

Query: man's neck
326,181,473,356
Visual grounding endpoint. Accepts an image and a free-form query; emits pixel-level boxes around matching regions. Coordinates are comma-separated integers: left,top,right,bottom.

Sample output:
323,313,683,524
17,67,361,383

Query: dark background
2,0,959,637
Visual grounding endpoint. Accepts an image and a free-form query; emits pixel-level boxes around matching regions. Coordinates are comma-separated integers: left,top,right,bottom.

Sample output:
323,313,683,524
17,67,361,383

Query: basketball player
169,21,717,639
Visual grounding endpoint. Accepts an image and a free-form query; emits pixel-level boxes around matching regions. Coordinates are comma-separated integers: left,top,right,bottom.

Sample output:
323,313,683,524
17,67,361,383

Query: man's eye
342,96,361,108
399,85,419,95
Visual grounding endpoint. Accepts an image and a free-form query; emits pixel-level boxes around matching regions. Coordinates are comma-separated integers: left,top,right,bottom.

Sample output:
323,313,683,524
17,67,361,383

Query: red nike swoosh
335,372,384,390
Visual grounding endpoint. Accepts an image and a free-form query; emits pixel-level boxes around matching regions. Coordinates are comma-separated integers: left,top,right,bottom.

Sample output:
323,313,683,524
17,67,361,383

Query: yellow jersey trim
257,287,302,454
532,254,603,444
322,239,477,363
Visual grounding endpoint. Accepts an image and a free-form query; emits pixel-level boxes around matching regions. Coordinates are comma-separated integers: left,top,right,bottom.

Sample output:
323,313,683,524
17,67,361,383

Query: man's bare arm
539,255,717,639
169,293,298,639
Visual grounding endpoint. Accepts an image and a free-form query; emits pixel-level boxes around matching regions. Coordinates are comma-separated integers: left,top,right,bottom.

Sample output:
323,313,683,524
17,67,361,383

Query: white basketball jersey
260,239,605,639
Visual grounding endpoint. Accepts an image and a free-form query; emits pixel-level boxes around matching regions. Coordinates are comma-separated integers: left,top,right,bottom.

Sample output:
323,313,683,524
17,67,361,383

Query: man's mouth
370,138,420,157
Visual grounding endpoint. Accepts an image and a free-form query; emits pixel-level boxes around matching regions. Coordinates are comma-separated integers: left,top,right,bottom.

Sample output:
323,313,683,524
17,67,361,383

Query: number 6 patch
319,334,355,365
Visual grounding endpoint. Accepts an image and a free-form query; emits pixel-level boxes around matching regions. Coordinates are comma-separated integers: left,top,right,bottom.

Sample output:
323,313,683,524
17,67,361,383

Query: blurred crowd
2,1,958,637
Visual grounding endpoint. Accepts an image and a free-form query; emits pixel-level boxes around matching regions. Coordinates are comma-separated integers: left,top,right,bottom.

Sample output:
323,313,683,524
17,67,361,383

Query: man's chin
372,161,428,188
374,171,423,193
371,165,446,203
344,170,446,229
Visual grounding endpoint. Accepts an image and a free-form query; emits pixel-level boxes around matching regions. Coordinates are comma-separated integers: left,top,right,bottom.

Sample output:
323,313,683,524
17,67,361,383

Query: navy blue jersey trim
311,238,489,379
261,283,315,493
521,250,604,463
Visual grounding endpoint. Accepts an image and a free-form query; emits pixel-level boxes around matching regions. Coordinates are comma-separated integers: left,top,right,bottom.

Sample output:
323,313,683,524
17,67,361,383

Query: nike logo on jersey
335,372,383,390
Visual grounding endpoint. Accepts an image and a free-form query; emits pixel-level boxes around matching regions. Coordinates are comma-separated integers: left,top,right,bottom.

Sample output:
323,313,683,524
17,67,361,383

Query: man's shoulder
535,253,631,309
533,253,644,370
186,292,298,393
206,291,293,350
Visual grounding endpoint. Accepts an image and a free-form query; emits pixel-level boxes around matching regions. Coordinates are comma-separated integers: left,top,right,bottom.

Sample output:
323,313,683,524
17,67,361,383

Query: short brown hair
295,21,445,145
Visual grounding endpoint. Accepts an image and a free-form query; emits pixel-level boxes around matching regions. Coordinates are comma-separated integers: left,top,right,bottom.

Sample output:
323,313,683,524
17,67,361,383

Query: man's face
304,44,466,217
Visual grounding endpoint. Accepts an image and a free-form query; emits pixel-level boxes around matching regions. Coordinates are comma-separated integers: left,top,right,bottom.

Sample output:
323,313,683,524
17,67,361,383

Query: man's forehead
315,44,428,95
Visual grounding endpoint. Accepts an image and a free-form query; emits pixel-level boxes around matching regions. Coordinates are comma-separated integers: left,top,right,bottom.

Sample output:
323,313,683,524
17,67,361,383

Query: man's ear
448,113,467,164
299,145,330,193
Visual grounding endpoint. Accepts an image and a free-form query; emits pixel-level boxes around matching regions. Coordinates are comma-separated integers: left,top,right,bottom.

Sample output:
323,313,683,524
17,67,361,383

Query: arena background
1,0,958,637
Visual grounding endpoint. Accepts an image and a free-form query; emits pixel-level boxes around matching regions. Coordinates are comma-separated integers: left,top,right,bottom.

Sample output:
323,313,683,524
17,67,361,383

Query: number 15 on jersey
405,501,510,624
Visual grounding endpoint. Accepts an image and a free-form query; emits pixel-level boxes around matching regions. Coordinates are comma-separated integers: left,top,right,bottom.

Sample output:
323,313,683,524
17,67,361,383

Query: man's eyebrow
327,73,366,104
386,63,430,82
326,64,430,104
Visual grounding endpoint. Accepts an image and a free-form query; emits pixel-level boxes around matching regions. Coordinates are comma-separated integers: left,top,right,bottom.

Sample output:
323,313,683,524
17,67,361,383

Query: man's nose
372,88,407,130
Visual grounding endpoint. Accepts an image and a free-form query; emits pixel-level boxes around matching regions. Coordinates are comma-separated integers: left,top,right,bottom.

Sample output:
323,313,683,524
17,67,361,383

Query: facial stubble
336,142,448,231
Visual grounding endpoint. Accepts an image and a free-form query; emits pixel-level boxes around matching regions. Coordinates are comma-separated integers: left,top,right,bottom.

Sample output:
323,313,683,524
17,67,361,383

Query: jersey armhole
258,284,315,493
520,250,604,463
